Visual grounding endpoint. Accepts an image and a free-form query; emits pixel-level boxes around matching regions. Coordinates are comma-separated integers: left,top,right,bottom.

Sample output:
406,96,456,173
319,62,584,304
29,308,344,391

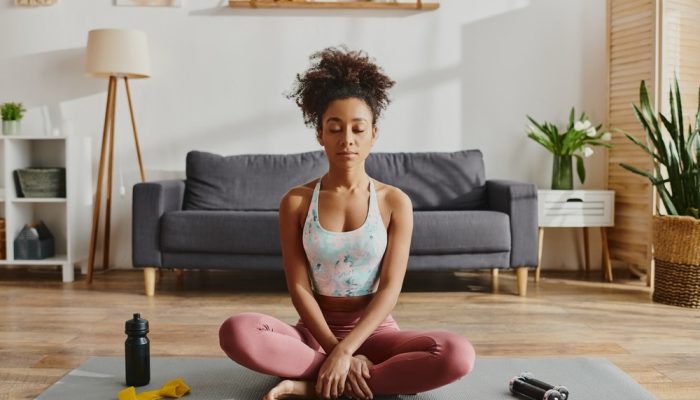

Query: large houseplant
620,78,700,308
527,108,611,189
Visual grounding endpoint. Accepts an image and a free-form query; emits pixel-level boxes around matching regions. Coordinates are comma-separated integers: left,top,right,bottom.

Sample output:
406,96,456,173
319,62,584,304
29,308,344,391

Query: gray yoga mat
38,356,656,400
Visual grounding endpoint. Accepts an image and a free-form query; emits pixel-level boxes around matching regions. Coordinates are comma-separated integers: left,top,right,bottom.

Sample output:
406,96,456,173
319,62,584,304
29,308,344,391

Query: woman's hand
316,350,352,399
344,354,373,400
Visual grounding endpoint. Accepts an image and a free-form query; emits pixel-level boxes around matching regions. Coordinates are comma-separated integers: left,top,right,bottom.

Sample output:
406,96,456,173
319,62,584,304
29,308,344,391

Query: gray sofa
133,150,538,296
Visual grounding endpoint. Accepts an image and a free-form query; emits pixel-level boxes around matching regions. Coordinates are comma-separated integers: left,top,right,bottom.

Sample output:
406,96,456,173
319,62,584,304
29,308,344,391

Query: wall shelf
228,1,439,10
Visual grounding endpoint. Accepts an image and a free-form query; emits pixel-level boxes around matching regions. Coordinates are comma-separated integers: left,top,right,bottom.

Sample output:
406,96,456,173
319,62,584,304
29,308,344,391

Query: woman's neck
322,168,369,192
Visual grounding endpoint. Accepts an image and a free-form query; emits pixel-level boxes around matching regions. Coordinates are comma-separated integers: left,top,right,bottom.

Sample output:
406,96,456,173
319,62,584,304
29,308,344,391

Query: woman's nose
340,128,355,146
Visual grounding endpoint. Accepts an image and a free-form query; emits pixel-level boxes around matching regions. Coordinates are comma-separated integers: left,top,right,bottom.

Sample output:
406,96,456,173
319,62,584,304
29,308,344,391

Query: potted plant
620,78,700,308
1,102,26,135
526,108,611,189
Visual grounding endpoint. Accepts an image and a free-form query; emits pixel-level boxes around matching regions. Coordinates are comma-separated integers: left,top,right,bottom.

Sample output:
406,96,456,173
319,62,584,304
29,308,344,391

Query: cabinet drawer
538,190,615,227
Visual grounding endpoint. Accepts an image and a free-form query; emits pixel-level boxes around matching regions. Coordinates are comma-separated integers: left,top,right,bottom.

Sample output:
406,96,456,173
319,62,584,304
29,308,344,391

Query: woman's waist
315,292,374,313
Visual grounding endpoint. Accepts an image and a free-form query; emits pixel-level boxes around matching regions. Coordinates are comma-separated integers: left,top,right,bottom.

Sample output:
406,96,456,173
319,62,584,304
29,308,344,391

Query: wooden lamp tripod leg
124,77,146,182
87,76,117,284
102,78,118,270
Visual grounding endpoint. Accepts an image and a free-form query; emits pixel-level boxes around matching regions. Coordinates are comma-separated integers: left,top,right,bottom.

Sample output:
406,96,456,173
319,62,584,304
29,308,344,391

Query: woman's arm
333,187,414,357
279,188,338,353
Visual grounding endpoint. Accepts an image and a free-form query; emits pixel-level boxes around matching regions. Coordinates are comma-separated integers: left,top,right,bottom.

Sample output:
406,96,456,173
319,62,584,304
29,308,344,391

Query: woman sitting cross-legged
219,46,476,400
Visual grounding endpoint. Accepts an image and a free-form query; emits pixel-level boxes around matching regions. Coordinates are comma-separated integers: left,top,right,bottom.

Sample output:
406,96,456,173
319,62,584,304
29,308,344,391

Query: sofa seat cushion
411,211,510,254
161,210,510,257
161,211,281,254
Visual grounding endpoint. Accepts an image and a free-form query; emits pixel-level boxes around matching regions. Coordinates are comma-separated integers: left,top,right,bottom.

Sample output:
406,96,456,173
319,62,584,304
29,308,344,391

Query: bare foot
262,379,316,400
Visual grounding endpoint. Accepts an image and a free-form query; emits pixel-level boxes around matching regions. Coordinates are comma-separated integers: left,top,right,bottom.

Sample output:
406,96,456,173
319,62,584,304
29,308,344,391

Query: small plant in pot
620,77,700,308
526,108,611,190
1,102,26,135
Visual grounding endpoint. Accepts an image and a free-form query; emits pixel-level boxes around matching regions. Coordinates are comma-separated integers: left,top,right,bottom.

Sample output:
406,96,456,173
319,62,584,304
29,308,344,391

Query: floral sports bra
302,178,388,297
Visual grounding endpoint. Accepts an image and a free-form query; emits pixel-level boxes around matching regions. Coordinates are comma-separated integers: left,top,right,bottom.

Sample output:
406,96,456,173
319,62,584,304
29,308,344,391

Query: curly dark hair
287,46,395,131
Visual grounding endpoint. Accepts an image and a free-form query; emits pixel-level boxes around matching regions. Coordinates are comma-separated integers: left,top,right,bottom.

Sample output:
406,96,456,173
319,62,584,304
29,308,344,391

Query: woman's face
317,97,377,168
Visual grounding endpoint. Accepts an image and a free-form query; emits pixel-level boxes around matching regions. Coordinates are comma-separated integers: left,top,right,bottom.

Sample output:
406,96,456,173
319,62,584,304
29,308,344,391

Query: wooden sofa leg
144,267,156,297
516,267,528,297
491,268,499,293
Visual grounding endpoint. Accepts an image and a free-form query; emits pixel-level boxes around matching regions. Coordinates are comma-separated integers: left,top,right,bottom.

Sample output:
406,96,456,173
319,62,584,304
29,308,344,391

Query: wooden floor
0,266,698,400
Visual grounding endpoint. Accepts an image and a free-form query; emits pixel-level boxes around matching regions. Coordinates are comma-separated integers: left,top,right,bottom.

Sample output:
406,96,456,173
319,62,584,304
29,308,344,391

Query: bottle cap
125,313,149,335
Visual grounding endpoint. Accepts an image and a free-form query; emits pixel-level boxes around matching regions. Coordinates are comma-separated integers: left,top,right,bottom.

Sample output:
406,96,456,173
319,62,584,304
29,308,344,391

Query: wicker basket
652,215,700,308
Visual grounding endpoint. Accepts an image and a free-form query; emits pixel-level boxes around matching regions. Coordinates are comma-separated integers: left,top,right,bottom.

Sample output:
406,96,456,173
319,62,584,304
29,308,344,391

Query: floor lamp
85,29,150,283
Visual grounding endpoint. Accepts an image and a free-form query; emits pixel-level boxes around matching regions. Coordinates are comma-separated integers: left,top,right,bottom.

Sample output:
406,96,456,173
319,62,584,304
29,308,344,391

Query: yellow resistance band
118,377,191,400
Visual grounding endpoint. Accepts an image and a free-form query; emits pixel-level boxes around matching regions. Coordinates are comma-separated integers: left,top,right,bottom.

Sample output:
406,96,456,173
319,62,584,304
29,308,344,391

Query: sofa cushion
366,150,486,210
411,210,510,254
160,209,509,257
161,211,281,254
183,151,328,211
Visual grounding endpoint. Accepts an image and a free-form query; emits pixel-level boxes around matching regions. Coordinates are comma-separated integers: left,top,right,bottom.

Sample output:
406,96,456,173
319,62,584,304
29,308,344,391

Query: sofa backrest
183,149,486,211
184,151,328,211
367,150,486,210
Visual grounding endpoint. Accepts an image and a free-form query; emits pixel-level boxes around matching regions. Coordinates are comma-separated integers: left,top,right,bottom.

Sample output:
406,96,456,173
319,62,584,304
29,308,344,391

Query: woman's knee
218,312,263,358
438,332,476,380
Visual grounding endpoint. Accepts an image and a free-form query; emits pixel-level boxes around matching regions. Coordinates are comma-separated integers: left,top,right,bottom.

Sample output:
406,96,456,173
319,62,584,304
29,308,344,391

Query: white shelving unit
0,135,91,282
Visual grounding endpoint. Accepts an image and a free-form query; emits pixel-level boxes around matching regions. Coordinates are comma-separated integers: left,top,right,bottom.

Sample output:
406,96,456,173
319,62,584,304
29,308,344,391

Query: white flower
582,146,594,157
601,132,612,141
574,120,592,131
527,124,538,133
586,126,597,137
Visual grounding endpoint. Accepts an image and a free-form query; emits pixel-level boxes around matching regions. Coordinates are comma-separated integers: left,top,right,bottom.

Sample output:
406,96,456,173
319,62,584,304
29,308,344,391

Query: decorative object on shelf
85,29,150,283
619,78,700,308
228,0,438,10
1,102,26,136
115,0,182,6
14,220,55,260
0,218,5,260
15,0,56,5
527,108,611,190
14,167,66,198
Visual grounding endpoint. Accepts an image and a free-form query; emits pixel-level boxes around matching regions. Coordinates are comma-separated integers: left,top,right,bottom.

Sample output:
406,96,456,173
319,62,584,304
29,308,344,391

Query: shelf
12,198,67,203
0,254,68,265
228,1,439,10
0,135,68,140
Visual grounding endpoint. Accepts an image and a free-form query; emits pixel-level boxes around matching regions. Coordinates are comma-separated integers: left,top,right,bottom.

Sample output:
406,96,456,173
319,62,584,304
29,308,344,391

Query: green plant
620,79,700,219
527,108,611,184
0,102,26,121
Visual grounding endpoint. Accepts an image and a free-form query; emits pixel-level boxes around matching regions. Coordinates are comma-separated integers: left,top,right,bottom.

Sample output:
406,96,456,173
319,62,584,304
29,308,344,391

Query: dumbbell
518,372,569,400
509,376,564,400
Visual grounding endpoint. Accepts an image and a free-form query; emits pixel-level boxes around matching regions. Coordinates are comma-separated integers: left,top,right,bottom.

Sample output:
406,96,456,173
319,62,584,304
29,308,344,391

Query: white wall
0,0,607,271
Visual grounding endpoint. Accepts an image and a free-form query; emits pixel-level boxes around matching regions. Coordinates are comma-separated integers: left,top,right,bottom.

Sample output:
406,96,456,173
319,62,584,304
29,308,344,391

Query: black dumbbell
518,372,569,400
509,377,564,400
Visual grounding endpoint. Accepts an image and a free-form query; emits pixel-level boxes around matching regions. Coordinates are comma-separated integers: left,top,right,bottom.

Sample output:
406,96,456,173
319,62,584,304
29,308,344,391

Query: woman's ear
371,126,378,145
316,129,324,146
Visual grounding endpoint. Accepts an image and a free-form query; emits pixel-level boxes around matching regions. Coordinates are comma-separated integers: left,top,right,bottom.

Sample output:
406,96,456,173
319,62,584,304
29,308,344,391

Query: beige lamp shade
85,29,150,78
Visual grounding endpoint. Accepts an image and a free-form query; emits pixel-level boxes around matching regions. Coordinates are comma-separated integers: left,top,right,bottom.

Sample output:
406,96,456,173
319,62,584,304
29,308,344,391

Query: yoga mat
37,356,656,399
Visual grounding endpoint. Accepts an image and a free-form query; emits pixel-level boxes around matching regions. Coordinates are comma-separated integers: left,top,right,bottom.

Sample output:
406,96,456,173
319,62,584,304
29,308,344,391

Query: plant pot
551,154,573,190
652,215,700,308
2,120,20,135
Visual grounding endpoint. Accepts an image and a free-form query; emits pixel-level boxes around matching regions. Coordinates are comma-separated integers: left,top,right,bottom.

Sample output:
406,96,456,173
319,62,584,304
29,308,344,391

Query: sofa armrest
132,180,185,268
486,180,538,268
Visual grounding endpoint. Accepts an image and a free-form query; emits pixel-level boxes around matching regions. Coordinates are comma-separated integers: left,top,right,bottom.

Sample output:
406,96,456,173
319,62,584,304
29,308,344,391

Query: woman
219,46,475,400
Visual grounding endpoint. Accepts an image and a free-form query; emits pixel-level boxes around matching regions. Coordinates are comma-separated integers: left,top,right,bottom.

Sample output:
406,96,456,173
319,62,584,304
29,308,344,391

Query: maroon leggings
218,311,475,395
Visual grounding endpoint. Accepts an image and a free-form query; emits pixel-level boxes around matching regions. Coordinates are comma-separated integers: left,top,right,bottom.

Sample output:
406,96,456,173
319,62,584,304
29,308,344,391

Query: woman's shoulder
279,178,319,213
372,179,412,211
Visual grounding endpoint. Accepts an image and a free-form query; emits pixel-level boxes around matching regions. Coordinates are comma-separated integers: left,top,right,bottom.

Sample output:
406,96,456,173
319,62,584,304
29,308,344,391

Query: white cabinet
538,190,615,227
536,190,616,282
0,135,91,282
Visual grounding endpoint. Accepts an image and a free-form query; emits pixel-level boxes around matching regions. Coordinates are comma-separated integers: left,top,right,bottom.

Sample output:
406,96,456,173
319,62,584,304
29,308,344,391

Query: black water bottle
125,313,150,386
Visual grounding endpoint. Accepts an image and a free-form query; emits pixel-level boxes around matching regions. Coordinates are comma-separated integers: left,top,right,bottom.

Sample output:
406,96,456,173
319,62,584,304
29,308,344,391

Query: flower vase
551,154,573,190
